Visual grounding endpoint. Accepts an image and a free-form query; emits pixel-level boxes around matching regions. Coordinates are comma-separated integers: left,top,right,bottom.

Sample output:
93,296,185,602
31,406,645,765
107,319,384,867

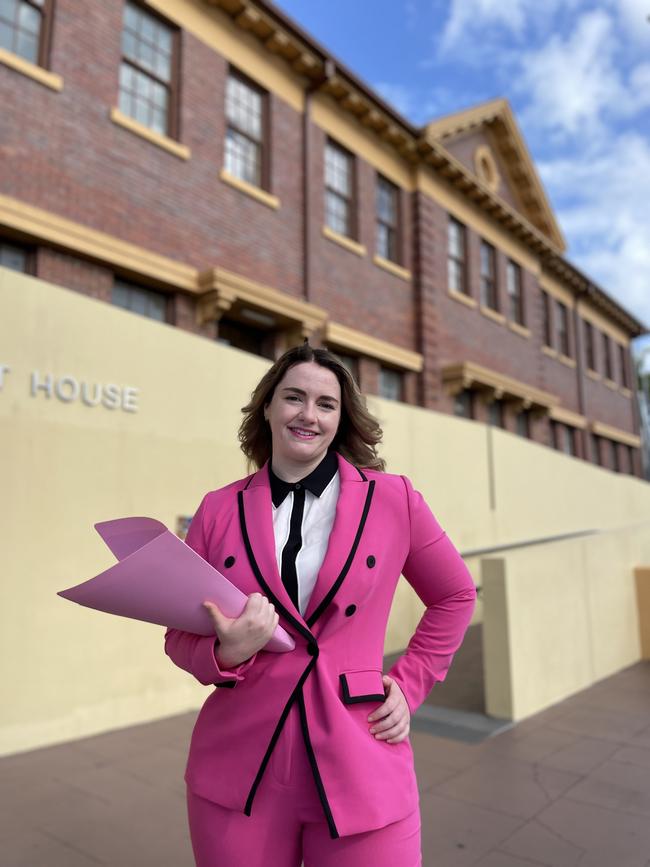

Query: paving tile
610,746,650,770
419,790,524,867
477,726,579,764
410,730,484,772
499,819,585,866
564,758,650,816
548,706,650,743
537,736,620,775
535,796,650,865
473,851,547,866
1,828,106,867
433,755,581,820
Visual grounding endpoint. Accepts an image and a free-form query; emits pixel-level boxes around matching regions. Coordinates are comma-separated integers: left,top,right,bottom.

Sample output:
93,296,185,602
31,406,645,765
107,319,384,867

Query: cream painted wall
2,269,649,755
481,522,650,720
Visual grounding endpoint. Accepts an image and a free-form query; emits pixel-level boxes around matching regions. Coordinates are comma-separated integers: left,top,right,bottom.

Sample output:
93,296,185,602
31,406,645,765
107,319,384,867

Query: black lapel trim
339,673,385,704
244,656,316,816
237,490,314,645
355,466,368,481
297,690,339,839
306,479,375,628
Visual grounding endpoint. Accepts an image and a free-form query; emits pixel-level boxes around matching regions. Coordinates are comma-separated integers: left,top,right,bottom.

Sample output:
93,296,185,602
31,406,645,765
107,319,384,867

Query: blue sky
276,0,650,370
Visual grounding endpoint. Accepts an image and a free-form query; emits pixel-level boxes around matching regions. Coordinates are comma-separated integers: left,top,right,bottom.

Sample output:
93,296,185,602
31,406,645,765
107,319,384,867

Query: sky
275,0,650,370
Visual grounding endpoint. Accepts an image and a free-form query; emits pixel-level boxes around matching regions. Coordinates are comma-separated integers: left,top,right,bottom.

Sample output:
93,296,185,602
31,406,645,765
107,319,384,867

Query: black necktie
280,485,306,609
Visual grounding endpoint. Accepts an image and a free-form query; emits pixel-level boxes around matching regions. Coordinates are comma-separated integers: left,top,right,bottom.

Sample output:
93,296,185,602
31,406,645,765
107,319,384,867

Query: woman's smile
264,361,341,478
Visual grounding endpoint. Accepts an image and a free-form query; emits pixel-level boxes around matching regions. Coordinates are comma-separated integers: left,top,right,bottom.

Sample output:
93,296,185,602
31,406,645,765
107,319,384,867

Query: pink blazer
165,452,476,838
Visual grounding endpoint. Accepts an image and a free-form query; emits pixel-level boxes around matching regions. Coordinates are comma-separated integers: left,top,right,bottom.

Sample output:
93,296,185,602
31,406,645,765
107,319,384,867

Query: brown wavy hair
239,343,385,472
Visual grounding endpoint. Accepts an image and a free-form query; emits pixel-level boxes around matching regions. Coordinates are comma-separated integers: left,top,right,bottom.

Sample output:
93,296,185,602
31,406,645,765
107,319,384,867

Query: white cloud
515,11,631,137
606,0,650,47
538,133,650,328
438,0,582,53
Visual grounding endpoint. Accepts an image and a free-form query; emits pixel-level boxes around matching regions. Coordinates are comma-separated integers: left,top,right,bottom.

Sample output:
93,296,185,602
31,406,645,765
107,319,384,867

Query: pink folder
58,517,295,653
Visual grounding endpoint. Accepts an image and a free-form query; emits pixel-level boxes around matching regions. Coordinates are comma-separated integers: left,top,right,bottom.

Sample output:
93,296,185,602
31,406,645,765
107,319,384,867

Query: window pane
18,1,39,36
325,143,351,196
376,224,390,260
0,0,18,20
0,242,27,271
448,219,464,258
379,367,402,401
112,280,167,322
226,74,262,141
325,190,349,236
454,389,473,418
15,26,37,62
448,259,463,294
0,20,14,51
225,128,261,186
376,177,396,225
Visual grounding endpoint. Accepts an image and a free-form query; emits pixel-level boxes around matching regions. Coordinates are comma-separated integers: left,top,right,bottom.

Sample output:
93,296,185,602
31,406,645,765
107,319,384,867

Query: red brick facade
0,0,643,477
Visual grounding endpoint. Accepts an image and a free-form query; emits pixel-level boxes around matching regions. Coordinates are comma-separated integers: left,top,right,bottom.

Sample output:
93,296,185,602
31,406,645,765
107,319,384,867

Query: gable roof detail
425,98,566,252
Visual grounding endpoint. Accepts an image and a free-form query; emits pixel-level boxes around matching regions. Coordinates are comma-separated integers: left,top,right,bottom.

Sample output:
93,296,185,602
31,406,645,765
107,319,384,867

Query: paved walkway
2,662,650,866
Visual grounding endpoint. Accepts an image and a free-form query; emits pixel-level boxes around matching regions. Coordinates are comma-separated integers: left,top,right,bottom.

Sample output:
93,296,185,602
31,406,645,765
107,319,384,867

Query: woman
165,343,476,867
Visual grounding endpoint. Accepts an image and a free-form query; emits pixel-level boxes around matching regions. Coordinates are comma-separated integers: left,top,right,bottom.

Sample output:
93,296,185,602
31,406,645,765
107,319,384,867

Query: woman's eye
320,403,335,410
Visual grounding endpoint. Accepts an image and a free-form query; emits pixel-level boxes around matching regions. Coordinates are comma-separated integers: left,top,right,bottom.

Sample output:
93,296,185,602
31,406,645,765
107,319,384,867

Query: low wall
482,524,650,720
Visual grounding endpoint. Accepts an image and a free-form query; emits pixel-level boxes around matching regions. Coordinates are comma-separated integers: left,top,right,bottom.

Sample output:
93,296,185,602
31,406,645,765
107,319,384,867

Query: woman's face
264,361,342,471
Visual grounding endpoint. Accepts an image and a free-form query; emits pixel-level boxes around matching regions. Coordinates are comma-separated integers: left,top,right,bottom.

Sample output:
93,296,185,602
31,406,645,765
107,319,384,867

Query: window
375,175,400,263
447,218,467,294
590,433,601,465
487,400,504,428
506,260,523,324
325,140,355,238
584,320,596,371
112,279,168,322
379,366,402,401
0,0,53,67
119,2,177,137
516,409,531,438
480,241,497,309
626,445,634,475
0,241,28,272
553,422,575,456
556,301,570,356
217,317,275,360
610,440,619,472
542,290,552,347
453,388,473,418
332,351,359,385
602,332,613,380
225,70,266,188
618,344,629,388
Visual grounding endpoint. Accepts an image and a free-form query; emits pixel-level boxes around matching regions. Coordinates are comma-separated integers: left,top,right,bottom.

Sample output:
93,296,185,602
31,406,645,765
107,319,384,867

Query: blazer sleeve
164,492,258,687
387,475,476,714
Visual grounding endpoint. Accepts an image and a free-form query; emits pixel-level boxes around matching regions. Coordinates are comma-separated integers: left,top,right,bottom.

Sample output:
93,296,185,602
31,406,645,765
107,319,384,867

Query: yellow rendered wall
2,269,650,755
481,524,650,721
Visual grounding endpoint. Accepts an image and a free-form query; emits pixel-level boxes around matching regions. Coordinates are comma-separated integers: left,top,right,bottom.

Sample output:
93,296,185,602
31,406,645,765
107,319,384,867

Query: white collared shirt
271,471,340,614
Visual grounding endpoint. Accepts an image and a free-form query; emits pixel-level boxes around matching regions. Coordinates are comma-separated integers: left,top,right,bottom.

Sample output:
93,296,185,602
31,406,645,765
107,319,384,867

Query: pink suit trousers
186,703,421,867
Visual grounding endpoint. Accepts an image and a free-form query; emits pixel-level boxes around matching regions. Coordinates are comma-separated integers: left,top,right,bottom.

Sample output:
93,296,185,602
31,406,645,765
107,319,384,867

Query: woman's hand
367,675,411,744
203,593,279,670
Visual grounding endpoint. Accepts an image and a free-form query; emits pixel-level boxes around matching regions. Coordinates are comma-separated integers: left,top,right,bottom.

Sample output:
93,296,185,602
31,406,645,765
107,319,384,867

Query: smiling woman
164,342,476,867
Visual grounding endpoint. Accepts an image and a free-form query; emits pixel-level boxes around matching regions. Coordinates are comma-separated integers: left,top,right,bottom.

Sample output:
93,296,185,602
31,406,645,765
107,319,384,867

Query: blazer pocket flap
340,670,385,704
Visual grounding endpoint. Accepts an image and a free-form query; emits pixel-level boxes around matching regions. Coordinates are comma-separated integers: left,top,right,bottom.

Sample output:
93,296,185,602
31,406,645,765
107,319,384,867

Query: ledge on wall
197,266,327,338
442,360,559,409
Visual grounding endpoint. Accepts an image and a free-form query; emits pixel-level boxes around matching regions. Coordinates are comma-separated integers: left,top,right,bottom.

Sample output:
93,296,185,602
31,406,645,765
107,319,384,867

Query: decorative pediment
425,99,566,252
